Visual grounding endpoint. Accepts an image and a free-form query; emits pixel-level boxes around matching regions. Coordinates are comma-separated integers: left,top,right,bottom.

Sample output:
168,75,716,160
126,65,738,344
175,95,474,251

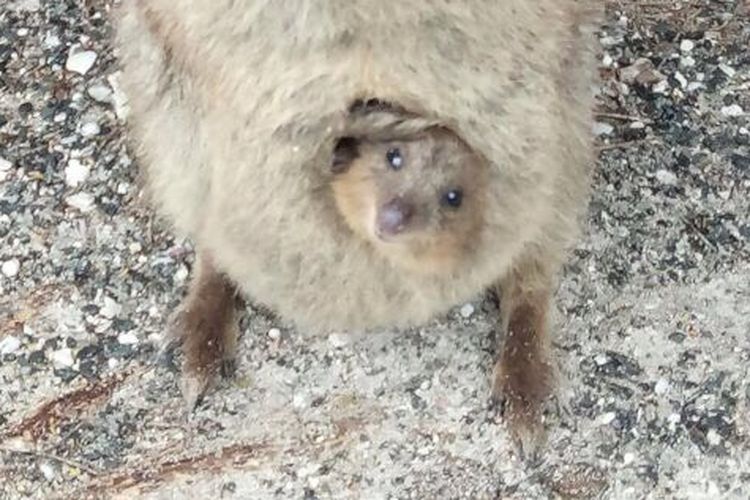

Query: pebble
652,80,669,94
65,46,98,75
654,377,670,395
674,71,688,89
0,336,21,355
706,429,722,446
593,122,615,136
599,412,617,426
39,462,56,481
680,56,696,68
174,265,189,282
718,64,736,78
594,353,609,366
459,303,475,319
328,332,349,348
0,157,12,171
679,39,695,52
2,259,20,278
80,122,100,137
117,332,139,345
87,83,113,103
50,348,75,369
721,104,744,117
620,58,654,84
108,73,130,120
65,159,90,187
655,169,678,185
65,192,95,212
100,297,122,319
43,33,60,49
267,328,281,340
292,392,309,409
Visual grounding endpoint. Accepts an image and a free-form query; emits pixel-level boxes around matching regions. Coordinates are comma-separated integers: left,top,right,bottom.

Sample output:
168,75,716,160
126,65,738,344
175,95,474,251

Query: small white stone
652,80,669,94
629,121,645,130
599,412,617,426
292,392,309,409
721,104,744,117
43,33,60,48
50,348,75,369
594,353,609,366
53,112,67,123
328,332,349,348
39,462,56,481
65,192,95,212
680,56,695,68
100,296,121,319
65,46,98,75
706,429,722,446
87,83,112,103
64,159,90,187
108,73,130,120
655,169,678,185
262,328,279,341
602,53,614,67
108,358,119,369
1,259,20,278
623,452,636,465
174,265,189,282
80,122,100,137
719,64,736,78
668,413,681,425
654,377,670,395
0,336,21,355
11,0,40,11
592,122,614,136
117,332,139,345
17,28,29,37
0,157,12,171
687,82,703,92
679,39,695,52
674,71,688,89
297,463,319,478
459,303,475,319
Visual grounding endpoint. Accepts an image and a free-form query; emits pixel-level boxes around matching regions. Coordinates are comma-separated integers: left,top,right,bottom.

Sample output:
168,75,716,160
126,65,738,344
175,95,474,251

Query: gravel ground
0,1,748,499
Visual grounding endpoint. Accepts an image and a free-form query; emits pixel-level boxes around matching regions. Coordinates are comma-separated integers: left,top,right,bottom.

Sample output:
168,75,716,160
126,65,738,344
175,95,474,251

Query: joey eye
442,189,463,209
386,148,403,170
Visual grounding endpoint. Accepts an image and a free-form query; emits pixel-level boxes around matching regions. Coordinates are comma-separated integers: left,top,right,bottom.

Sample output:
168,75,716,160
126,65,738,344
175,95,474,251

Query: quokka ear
332,136,361,174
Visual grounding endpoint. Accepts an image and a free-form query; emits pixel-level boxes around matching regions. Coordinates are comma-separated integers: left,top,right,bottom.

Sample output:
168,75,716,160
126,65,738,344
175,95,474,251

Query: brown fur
116,0,602,453
166,254,239,408
492,257,557,458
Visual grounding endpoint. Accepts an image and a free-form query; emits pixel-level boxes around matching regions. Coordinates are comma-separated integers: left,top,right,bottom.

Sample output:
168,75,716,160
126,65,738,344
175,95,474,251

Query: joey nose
377,198,414,236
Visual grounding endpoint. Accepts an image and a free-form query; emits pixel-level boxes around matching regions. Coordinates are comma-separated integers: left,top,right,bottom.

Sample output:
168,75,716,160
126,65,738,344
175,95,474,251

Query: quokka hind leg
491,254,560,460
165,251,240,409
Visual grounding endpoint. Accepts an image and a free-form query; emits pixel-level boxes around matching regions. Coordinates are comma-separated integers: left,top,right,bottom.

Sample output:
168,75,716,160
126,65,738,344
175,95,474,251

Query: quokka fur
117,0,602,454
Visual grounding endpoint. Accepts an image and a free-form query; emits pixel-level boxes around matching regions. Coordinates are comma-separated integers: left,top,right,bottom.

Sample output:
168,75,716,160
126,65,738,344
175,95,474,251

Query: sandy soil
0,1,748,498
